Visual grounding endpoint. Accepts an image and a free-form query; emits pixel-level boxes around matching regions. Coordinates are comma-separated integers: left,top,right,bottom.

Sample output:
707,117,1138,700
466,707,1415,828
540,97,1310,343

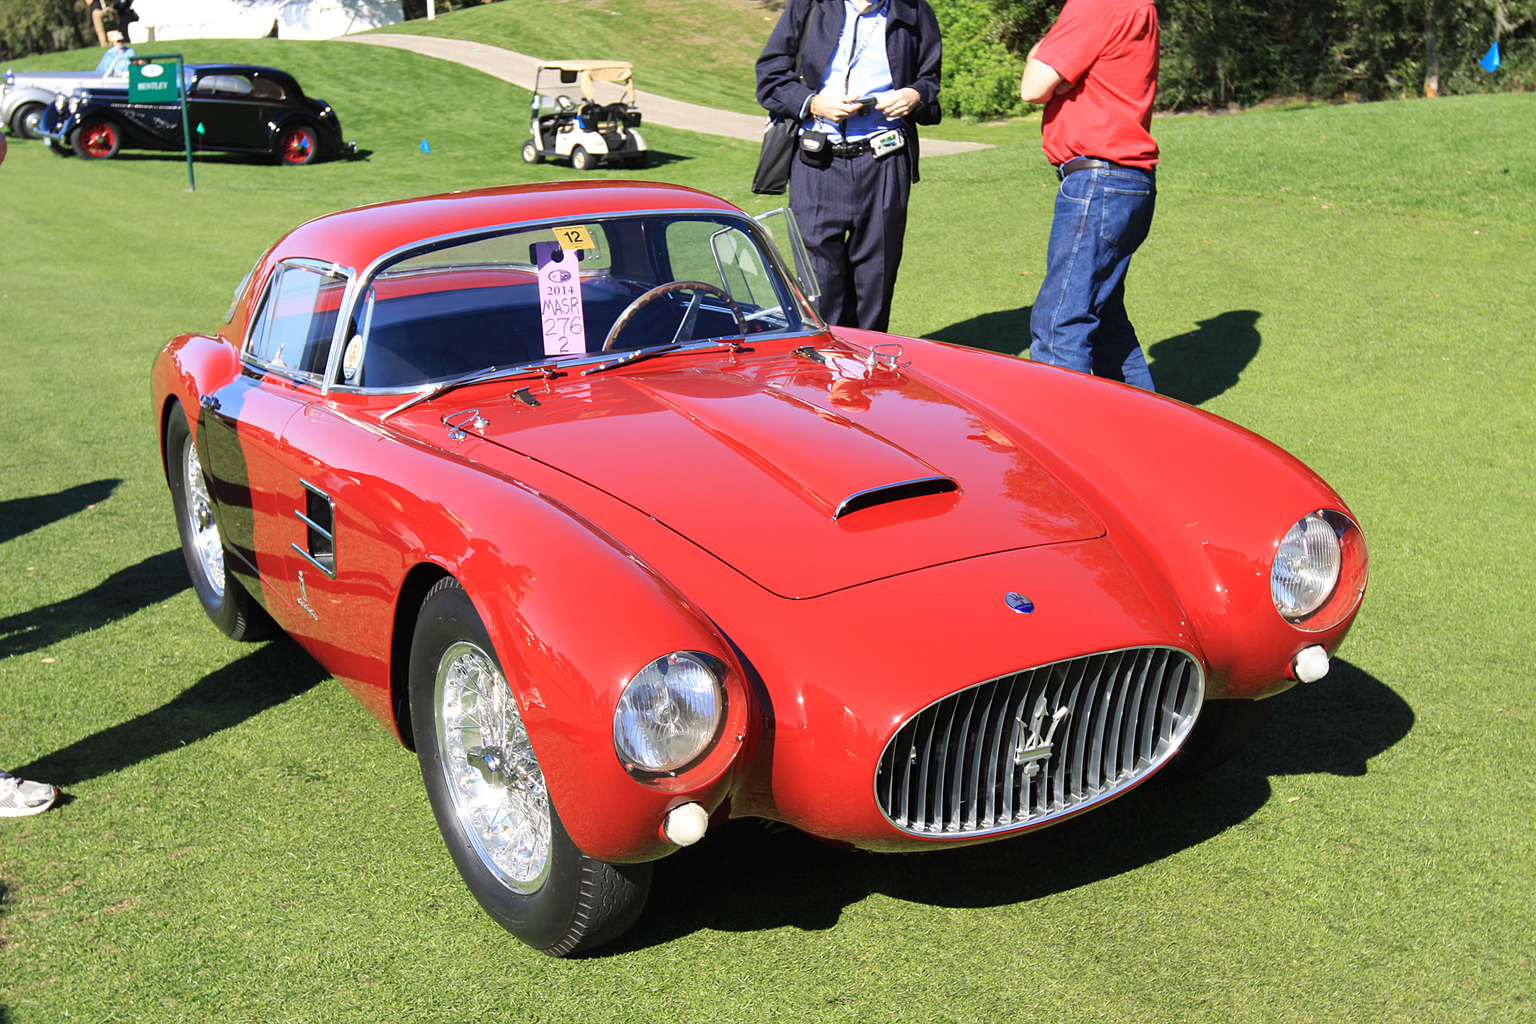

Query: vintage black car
37,63,350,164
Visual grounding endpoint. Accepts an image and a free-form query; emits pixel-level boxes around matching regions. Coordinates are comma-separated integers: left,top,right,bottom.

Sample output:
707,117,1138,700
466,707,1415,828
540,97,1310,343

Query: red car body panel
151,183,1366,864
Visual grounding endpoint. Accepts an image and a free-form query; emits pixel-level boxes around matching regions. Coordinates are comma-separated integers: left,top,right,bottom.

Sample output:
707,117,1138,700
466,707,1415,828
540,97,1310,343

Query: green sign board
128,60,180,102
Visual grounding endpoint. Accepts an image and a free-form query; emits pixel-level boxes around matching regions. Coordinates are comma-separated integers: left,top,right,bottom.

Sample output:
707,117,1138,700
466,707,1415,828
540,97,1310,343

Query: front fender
290,404,756,863
872,335,1365,698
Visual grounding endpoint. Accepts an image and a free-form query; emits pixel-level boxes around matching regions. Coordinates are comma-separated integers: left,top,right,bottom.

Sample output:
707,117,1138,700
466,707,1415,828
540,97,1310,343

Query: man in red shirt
1020,0,1159,390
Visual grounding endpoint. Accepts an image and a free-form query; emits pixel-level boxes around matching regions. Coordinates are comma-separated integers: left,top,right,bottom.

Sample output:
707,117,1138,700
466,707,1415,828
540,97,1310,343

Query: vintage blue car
37,63,351,164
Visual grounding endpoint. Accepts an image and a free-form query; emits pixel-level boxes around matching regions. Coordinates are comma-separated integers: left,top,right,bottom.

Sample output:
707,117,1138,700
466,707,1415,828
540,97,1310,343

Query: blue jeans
1029,166,1157,391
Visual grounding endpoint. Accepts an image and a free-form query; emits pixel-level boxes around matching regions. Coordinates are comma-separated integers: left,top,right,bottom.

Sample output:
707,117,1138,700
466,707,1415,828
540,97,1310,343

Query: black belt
829,139,873,158
1056,156,1138,179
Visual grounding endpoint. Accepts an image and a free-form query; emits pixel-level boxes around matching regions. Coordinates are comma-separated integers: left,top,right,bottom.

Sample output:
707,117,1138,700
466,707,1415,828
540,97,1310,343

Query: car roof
272,182,743,273
184,63,299,84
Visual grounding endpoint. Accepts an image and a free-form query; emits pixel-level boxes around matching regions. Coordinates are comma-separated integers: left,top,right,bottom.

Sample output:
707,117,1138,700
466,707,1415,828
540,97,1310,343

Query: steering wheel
602,281,747,351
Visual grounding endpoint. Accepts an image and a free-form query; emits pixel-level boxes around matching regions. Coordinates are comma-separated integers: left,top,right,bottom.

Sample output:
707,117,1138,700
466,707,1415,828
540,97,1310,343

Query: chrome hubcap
182,437,225,597
435,641,551,893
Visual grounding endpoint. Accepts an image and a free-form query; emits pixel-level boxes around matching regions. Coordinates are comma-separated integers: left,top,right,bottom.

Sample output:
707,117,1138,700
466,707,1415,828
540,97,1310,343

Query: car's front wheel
570,145,592,172
9,101,45,140
164,402,273,640
408,577,650,955
71,116,120,159
1159,698,1269,780
276,124,319,165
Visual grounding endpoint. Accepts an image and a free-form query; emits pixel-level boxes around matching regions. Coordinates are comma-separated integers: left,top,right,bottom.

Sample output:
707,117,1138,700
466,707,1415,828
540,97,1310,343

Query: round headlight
1272,511,1346,621
613,652,725,774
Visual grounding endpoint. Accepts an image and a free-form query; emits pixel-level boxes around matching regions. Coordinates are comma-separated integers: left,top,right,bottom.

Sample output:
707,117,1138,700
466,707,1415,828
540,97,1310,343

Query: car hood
412,346,1106,598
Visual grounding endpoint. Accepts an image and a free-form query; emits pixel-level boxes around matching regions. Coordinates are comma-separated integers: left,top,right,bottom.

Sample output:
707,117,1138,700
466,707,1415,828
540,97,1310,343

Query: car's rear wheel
276,123,319,166
570,145,591,172
521,139,542,164
71,117,120,159
408,577,650,955
9,101,45,140
164,401,273,641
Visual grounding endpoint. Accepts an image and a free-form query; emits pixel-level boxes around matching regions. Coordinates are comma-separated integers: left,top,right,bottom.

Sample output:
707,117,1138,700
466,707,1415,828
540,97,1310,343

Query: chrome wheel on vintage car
163,401,271,640
9,101,45,140
408,578,650,955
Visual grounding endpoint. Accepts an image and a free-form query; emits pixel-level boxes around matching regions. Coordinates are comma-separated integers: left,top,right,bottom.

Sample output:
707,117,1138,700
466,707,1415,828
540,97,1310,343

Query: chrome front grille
875,647,1203,837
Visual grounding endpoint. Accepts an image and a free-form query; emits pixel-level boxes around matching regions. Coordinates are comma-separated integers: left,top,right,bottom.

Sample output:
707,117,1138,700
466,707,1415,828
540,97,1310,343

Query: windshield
337,212,820,391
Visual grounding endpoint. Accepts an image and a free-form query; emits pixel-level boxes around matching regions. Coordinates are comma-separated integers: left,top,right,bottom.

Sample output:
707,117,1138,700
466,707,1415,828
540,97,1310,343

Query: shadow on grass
1145,310,1263,407
612,659,1409,952
0,549,189,659
10,637,328,788
925,306,1264,406
0,479,120,545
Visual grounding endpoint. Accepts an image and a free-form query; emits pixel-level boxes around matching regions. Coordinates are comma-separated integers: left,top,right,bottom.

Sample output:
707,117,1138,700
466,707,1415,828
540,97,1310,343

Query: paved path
346,33,990,157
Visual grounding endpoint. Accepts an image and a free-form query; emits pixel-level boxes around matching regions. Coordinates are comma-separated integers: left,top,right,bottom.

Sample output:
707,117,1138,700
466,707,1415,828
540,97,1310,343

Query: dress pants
790,148,912,332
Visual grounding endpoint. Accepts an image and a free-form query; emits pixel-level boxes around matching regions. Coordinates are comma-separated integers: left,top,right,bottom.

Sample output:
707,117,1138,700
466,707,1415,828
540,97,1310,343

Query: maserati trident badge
1014,697,1070,777
1005,592,1035,614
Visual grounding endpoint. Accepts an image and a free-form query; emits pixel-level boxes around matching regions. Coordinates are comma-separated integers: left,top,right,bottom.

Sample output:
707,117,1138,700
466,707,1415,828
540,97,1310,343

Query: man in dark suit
757,0,942,332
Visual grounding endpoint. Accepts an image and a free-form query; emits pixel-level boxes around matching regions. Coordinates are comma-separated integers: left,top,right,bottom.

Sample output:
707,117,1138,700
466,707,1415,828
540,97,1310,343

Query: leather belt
1056,156,1116,179
829,139,873,158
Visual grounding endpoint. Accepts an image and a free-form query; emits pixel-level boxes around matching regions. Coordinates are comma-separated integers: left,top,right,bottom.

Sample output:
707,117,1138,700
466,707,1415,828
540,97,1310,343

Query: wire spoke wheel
181,434,225,599
409,578,651,954
435,640,552,893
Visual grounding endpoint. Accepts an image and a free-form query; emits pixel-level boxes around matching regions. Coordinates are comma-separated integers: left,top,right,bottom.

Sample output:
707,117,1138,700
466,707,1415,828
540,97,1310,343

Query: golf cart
523,60,647,171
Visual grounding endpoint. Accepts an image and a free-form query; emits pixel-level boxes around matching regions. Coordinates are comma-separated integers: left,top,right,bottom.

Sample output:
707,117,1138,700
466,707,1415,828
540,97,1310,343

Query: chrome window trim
240,257,356,392
325,207,822,395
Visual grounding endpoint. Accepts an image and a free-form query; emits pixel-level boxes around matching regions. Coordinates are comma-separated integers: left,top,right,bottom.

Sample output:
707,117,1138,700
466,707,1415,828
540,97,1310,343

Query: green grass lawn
2,10,1534,1023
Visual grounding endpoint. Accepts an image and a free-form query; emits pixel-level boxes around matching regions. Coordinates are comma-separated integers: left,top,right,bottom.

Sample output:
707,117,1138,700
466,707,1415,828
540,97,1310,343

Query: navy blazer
756,0,942,180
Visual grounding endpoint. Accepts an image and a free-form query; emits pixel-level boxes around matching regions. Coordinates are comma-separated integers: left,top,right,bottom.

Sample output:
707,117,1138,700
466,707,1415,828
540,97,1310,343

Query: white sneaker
0,769,59,817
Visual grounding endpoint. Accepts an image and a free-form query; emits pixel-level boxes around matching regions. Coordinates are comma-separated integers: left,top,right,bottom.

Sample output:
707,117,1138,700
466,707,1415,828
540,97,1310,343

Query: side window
246,262,347,378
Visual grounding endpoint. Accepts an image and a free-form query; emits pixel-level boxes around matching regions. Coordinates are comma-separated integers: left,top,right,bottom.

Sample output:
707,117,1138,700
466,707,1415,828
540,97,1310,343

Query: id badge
869,129,905,159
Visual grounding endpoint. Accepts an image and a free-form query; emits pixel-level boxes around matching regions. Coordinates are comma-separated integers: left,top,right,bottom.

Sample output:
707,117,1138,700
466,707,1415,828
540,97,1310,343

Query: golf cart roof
534,60,636,105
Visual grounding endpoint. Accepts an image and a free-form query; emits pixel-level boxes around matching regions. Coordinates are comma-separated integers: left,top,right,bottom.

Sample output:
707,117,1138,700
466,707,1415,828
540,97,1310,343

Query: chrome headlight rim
613,651,727,779
1271,508,1367,632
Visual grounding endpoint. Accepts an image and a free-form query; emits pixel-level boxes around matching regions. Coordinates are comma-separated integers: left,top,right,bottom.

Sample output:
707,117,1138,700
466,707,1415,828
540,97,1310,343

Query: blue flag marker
1481,42,1501,73
420,138,431,153
196,122,205,134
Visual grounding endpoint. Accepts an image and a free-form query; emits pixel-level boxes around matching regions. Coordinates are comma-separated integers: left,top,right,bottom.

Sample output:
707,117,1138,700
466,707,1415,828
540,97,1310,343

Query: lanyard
842,0,887,94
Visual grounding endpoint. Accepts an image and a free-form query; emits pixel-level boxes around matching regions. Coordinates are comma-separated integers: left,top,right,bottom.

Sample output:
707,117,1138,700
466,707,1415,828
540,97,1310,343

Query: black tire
570,145,591,172
408,577,650,955
48,136,73,157
164,402,273,641
521,139,542,164
1160,698,1269,780
276,123,319,165
70,116,120,159
9,101,45,140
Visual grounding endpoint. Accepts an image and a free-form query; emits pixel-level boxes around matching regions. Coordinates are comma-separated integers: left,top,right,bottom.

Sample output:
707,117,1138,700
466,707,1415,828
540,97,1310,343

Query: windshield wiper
581,340,752,377
381,362,568,421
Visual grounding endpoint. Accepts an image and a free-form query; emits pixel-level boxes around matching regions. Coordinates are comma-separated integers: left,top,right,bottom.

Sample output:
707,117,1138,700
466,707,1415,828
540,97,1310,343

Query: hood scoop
835,476,959,519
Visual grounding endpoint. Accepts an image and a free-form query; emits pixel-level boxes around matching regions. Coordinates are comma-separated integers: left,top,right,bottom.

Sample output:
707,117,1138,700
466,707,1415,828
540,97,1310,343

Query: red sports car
152,182,1367,955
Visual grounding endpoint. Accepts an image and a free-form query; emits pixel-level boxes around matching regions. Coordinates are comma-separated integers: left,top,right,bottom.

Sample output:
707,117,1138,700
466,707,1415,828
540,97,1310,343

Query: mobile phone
854,95,877,116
